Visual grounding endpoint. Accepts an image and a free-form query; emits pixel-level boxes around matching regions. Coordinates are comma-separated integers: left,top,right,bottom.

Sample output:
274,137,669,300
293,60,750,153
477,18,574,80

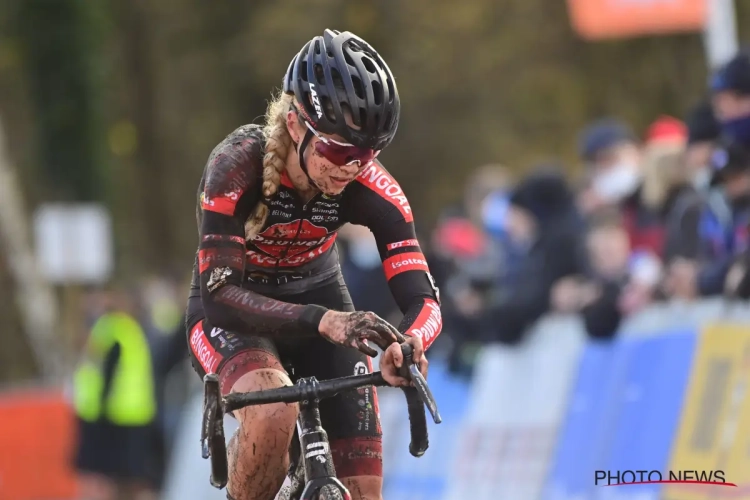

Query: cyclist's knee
341,476,383,500
231,368,297,427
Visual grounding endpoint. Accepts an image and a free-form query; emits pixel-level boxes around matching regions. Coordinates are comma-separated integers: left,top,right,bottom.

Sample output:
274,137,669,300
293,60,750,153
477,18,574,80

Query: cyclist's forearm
398,297,443,350
203,284,326,338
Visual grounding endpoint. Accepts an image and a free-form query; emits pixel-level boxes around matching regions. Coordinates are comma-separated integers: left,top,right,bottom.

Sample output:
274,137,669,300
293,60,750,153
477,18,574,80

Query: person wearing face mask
579,118,643,209
579,119,661,253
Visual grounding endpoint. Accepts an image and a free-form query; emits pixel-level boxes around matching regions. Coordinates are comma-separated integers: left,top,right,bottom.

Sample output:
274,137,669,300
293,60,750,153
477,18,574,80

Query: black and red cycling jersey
189,124,442,349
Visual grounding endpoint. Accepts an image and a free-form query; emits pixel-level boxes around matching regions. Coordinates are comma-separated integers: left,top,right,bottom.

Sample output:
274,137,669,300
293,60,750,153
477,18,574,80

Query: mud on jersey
190,124,442,349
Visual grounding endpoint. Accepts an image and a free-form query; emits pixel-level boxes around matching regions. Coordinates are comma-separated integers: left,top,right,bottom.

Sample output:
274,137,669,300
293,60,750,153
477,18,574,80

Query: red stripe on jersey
202,234,246,245
198,248,244,273
356,163,413,222
387,239,420,251
382,252,429,280
201,191,240,216
405,299,442,350
189,321,221,374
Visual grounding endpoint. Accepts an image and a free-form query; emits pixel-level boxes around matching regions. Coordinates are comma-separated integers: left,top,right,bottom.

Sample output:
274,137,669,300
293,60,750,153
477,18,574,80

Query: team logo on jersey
247,220,337,267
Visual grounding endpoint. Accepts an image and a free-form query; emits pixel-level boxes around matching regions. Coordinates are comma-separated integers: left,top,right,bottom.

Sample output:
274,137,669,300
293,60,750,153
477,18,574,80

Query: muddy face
305,150,363,195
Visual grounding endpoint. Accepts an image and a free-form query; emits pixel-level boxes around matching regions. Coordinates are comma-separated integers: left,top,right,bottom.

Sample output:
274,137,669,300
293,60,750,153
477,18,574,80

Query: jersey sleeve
197,130,326,337
350,163,443,350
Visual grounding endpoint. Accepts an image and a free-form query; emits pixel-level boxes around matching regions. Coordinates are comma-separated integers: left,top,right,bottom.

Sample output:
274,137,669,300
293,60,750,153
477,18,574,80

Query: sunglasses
295,107,379,167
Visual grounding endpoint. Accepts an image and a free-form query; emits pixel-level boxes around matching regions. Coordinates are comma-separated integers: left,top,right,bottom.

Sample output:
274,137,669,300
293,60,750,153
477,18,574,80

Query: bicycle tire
317,485,345,500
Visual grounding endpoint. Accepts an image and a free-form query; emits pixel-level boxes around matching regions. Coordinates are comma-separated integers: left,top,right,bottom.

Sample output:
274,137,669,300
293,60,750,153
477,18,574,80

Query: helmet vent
330,67,345,91
314,64,326,85
371,80,383,105
352,75,365,100
322,96,335,123
362,56,378,74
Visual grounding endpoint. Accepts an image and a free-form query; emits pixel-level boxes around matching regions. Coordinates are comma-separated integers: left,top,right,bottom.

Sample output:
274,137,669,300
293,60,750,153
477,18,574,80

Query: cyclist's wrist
299,304,329,334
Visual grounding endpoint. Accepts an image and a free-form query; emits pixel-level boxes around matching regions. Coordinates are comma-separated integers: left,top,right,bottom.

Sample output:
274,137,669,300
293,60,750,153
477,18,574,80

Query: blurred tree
15,0,107,202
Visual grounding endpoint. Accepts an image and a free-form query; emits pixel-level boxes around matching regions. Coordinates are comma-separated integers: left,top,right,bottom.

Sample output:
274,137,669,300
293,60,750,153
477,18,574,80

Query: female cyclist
186,29,443,500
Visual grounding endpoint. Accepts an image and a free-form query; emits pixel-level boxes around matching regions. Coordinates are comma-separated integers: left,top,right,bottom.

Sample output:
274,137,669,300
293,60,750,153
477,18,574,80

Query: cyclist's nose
338,162,361,176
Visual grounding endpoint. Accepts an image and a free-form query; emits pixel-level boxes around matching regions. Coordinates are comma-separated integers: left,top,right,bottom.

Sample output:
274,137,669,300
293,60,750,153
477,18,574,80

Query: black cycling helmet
283,29,400,151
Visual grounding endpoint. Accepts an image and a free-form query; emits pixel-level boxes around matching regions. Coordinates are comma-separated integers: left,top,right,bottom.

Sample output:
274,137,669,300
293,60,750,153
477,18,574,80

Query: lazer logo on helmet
309,83,323,119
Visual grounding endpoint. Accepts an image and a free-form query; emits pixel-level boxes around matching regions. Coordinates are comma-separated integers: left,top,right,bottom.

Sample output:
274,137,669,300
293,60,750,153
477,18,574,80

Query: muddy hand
318,310,403,357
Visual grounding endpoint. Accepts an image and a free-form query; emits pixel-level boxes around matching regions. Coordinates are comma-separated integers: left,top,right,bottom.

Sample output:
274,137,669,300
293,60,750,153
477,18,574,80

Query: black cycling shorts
186,275,382,478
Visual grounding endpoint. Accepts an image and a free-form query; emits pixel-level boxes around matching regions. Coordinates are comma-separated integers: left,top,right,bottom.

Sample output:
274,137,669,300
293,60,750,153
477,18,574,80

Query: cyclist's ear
286,109,304,145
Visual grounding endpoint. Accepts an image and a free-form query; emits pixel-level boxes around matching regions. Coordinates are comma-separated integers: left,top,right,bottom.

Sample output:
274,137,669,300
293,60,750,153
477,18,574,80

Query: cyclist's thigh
288,277,383,479
186,298,285,396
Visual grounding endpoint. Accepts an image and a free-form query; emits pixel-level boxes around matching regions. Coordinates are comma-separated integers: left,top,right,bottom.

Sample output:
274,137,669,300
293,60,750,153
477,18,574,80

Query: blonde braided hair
245,91,294,240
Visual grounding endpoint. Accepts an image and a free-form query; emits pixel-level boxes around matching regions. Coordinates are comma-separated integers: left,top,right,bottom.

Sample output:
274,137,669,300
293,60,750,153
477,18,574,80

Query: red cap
646,116,687,145
434,218,485,258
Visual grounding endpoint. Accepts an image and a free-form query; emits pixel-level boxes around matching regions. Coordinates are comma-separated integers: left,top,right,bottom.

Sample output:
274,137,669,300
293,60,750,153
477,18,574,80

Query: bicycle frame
290,378,350,499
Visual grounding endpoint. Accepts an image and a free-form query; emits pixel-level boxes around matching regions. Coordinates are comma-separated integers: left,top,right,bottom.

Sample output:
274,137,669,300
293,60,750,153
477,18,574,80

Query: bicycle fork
296,389,351,500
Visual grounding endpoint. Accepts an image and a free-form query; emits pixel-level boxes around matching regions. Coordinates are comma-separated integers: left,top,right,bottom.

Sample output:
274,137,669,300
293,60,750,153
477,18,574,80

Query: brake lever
399,343,442,424
408,363,442,424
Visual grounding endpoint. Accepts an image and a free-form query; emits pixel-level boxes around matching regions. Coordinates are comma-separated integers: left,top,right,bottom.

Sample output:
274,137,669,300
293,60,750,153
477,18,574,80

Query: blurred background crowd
426,87,750,377
1,1,749,499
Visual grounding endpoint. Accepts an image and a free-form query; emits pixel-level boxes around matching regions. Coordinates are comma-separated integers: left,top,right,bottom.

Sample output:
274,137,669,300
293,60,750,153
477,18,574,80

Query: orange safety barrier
567,0,707,40
0,389,78,500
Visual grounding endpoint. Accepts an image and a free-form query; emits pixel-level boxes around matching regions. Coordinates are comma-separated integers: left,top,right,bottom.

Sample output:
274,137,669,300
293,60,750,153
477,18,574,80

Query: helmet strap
297,128,324,191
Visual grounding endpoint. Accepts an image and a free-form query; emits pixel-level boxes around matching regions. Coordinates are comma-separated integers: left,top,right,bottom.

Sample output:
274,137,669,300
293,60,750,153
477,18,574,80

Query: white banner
443,316,587,500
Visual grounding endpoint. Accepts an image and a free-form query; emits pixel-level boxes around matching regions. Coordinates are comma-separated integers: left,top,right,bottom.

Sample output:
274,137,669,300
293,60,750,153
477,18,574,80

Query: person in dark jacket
666,141,750,299
685,99,722,191
485,166,587,344
711,50,750,148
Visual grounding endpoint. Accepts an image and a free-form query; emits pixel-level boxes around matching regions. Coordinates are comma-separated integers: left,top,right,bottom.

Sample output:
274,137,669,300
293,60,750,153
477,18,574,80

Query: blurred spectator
666,141,750,299
458,163,513,226
131,275,191,490
577,209,631,338
645,115,687,147
684,100,722,191
427,164,516,373
486,166,587,344
573,174,602,219
711,49,750,147
578,118,642,211
639,141,702,264
72,288,158,500
579,117,669,273
703,142,750,294
337,223,399,322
